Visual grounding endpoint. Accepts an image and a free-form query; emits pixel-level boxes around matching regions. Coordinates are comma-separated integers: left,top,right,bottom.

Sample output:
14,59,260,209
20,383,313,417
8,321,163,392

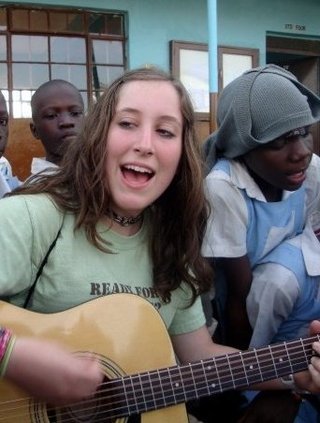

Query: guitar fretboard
100,335,318,419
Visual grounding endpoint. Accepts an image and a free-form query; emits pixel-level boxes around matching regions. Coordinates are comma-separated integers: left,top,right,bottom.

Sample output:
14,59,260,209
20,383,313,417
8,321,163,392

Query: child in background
0,91,20,197
29,79,84,176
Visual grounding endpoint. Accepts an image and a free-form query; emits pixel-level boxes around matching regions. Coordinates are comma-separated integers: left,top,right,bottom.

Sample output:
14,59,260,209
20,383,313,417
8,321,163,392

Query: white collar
31,157,58,176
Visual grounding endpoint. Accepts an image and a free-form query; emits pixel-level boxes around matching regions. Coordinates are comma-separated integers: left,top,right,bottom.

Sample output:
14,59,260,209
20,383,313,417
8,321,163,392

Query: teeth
124,164,152,174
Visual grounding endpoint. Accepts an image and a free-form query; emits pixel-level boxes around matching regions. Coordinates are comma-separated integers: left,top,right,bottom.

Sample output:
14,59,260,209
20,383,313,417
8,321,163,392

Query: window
218,46,259,92
171,41,260,107
171,41,209,116
0,6,127,117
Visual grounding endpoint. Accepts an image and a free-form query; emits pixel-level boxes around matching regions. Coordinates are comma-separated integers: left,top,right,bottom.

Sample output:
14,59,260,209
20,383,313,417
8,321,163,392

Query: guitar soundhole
31,353,142,423
47,380,108,422
45,381,142,422
45,378,141,422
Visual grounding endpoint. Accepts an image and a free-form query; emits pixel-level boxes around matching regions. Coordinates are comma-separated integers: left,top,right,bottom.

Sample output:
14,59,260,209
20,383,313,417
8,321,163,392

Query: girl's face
105,80,183,217
242,127,313,200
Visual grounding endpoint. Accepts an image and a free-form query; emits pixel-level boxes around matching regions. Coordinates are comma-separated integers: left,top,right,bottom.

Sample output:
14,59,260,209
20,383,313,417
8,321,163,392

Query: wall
0,0,208,70
0,0,319,73
217,0,320,64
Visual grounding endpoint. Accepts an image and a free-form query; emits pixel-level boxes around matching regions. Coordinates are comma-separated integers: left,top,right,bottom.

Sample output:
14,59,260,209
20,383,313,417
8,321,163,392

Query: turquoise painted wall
0,0,319,69
217,0,320,64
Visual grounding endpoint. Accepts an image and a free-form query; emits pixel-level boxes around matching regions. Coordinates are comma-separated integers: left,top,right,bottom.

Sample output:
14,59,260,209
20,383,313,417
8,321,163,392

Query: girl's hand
294,320,320,393
5,337,103,405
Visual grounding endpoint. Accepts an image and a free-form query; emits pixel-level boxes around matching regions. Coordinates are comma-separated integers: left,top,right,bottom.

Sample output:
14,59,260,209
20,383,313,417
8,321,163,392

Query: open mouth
121,164,154,184
286,169,306,185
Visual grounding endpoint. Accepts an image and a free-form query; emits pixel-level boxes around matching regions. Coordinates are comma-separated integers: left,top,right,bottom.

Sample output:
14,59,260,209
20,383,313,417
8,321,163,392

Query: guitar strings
0,340,316,422
0,351,312,422
0,336,317,421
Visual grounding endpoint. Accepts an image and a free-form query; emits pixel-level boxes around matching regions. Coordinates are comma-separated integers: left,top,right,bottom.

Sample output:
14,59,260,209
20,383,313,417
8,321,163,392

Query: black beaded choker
108,210,143,227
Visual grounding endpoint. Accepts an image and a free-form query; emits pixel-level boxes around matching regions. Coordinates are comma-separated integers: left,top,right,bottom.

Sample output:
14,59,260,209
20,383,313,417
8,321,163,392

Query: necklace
108,210,143,227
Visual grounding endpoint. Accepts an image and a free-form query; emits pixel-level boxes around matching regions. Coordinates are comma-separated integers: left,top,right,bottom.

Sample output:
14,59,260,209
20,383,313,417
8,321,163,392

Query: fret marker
211,383,216,388
175,382,180,387
279,358,283,362
249,365,253,370
207,366,212,370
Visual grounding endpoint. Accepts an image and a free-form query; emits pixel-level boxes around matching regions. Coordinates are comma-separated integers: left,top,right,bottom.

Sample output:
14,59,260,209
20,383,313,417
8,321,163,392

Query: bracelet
281,374,310,395
0,328,15,378
0,328,12,362
0,335,16,377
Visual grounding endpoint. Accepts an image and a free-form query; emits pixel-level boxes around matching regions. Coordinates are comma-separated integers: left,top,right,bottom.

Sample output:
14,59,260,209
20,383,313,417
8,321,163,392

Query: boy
29,80,85,176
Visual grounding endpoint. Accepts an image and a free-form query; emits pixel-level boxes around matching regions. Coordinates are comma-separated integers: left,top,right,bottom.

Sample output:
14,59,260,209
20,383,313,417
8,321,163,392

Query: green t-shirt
0,194,205,335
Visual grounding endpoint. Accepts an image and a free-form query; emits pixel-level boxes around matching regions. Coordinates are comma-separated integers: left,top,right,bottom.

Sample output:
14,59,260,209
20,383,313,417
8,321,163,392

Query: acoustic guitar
0,294,318,422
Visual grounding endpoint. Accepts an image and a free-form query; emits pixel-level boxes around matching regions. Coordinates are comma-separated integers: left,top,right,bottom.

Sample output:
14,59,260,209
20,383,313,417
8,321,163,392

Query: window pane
92,40,123,65
51,64,87,90
13,63,49,89
11,9,29,31
92,65,124,90
0,8,7,31
12,90,31,118
12,35,48,62
179,49,209,113
49,12,84,33
12,9,48,32
51,37,86,63
0,63,7,88
12,89,33,118
0,35,6,60
30,10,48,32
89,13,123,36
21,101,32,118
105,14,124,36
21,89,32,102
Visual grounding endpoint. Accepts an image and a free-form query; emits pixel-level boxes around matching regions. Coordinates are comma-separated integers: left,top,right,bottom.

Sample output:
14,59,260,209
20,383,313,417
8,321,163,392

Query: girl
202,64,320,422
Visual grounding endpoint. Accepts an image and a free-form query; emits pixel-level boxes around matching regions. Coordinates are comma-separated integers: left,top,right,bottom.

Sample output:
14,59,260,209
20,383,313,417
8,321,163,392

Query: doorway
266,35,320,155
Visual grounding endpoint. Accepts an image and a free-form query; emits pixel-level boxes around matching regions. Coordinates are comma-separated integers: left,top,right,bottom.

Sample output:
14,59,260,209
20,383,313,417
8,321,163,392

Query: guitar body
0,294,188,422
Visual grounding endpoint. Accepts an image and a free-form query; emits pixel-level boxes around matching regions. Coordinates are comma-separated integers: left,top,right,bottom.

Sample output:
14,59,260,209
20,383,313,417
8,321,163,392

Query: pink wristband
0,329,12,362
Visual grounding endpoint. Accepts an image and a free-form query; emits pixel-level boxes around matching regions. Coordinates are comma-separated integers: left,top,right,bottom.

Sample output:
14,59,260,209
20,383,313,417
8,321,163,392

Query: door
266,36,320,155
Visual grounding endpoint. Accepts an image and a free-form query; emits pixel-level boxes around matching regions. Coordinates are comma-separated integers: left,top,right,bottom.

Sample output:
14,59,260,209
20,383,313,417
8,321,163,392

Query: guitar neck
107,335,318,418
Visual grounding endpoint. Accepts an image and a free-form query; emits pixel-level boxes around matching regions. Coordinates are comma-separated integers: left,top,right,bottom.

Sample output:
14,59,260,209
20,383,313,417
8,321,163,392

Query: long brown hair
13,67,212,303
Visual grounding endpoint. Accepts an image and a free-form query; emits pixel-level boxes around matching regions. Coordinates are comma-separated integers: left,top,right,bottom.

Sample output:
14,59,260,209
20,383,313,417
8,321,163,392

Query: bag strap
23,227,62,309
